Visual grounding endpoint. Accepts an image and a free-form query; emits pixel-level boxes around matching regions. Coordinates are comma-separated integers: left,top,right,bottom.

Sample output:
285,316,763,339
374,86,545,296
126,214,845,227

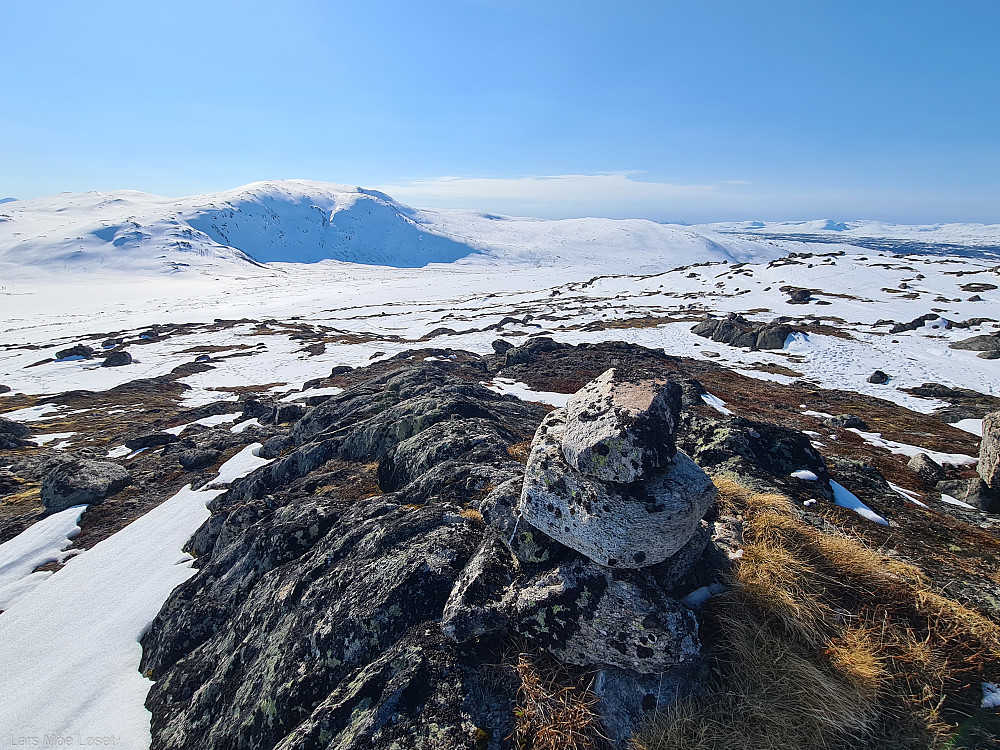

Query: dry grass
633,479,1000,750
514,650,609,750
460,508,485,525
508,441,533,464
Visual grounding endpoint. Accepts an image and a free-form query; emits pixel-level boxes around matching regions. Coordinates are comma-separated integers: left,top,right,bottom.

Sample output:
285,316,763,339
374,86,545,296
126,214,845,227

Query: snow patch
0,444,272,744
0,505,85,610
831,480,888,526
701,392,733,416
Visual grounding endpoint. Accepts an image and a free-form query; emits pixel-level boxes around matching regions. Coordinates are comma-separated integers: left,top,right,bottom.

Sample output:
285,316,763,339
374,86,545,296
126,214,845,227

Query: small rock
980,412,1000,491
194,354,212,363
101,338,123,349
867,370,890,384
329,365,353,377
491,339,514,355
0,384,11,394
978,350,1000,360
824,414,868,430
41,459,131,513
178,448,221,471
560,368,681,483
125,432,180,451
55,344,95,360
907,453,946,484
101,350,133,367
0,416,31,449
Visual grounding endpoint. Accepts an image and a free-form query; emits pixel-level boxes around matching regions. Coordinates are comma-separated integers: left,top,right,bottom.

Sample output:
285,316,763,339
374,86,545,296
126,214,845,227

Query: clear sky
1,0,998,223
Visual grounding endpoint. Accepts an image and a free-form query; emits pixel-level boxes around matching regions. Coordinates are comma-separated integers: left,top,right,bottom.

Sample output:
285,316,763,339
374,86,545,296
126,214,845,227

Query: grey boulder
560,368,681,483
41,459,130,512
908,452,946,484
520,409,717,568
513,558,700,673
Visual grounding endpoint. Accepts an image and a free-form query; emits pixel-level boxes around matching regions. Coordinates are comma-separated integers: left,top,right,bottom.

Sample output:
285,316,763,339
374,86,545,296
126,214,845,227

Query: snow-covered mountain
0,180,790,278
702,218,1000,250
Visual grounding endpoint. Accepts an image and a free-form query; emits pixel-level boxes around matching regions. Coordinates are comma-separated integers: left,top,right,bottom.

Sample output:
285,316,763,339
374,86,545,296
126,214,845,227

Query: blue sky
1,0,998,223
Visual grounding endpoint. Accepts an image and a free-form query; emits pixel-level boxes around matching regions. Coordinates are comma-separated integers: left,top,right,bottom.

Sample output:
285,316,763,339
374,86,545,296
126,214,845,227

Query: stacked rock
518,368,717,568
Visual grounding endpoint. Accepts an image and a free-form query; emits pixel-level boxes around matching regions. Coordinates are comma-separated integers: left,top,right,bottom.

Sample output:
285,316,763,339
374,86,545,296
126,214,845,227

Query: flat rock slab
561,368,681,484
520,409,717,568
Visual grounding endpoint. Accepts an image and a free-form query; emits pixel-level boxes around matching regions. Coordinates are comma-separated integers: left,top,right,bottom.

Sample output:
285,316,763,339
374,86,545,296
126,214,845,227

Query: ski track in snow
0,445,272,746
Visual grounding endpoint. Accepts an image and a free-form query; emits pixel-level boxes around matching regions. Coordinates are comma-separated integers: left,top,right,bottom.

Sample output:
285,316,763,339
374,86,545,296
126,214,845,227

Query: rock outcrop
691,313,795,350
138,356,724,750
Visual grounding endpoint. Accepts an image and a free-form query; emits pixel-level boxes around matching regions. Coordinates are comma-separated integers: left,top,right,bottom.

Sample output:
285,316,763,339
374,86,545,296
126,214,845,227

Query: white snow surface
831,480,889,526
0,445,272,746
0,180,789,278
482,378,572,407
0,505,85,611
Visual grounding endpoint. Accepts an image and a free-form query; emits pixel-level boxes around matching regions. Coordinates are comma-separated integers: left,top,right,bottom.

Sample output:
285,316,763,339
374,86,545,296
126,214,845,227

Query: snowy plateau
1,179,999,750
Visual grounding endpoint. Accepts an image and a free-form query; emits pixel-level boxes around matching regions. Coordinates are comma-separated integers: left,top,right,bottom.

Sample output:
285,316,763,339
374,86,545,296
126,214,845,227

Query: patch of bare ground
568,315,704,332
736,362,803,377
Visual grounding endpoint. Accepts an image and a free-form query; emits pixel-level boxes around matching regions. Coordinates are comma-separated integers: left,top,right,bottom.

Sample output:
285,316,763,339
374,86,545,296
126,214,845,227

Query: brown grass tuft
508,441,533,464
634,479,1000,750
514,650,609,750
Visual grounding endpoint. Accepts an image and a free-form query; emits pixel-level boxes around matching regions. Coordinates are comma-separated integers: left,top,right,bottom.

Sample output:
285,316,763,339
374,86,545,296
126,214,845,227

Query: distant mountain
0,180,791,278
702,219,1000,248
0,198,16,204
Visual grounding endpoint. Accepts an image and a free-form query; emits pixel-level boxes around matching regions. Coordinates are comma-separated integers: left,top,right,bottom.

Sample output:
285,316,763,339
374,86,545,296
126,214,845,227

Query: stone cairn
519,367,717,568
442,367,720,725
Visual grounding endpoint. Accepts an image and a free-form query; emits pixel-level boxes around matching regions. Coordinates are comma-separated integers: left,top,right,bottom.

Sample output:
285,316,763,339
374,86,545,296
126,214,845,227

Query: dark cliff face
136,341,928,750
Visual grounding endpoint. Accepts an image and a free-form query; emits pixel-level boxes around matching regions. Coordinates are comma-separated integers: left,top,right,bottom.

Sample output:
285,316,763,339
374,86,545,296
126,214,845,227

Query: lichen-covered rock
513,558,700,673
691,313,794,350
937,478,997,512
520,409,716,568
40,459,130,512
441,530,519,642
980,412,1000,491
560,368,681,483
594,663,696,746
273,626,513,750
949,333,1000,352
478,478,570,565
141,501,482,750
678,413,833,502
